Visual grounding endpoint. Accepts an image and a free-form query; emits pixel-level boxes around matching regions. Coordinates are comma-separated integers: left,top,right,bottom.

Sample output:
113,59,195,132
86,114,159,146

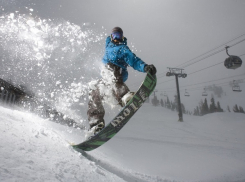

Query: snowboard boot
121,92,135,107
85,119,105,140
93,121,105,134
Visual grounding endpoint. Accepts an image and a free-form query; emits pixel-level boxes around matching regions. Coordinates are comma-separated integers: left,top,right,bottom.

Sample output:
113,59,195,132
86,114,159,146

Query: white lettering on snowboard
111,89,147,127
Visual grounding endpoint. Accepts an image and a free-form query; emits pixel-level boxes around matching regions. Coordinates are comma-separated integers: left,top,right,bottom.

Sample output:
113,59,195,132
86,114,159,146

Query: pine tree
233,104,239,113
239,106,245,114
209,97,216,113
160,99,164,107
181,103,186,114
201,98,209,115
199,100,203,115
217,101,223,112
193,108,197,115
164,100,167,108
227,105,231,112
152,95,159,106
196,106,200,116
193,106,200,116
170,101,175,111
166,96,171,109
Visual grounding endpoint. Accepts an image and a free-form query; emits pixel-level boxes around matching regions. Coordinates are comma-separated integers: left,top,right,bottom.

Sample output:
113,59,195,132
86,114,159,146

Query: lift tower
166,68,187,122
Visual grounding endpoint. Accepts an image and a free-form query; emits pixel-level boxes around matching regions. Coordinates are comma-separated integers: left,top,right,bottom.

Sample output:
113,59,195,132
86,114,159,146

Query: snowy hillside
1,104,245,182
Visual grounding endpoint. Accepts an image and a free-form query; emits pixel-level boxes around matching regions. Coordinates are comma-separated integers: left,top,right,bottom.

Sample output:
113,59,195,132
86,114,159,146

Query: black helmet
111,27,124,41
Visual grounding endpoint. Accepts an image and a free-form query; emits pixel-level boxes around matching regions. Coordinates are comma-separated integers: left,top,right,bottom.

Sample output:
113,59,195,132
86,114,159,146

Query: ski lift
166,71,174,77
166,68,187,78
184,89,190,97
163,91,167,97
224,46,242,69
202,88,208,96
232,80,242,92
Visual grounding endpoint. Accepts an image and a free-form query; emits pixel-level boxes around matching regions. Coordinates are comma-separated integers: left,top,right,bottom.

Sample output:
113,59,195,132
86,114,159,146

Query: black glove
144,64,157,75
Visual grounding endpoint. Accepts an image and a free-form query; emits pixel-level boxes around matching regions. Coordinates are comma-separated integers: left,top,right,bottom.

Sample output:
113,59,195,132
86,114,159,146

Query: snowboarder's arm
122,46,146,72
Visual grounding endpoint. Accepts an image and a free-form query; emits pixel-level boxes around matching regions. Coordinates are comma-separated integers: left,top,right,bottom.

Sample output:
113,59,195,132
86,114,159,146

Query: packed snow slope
1,104,245,182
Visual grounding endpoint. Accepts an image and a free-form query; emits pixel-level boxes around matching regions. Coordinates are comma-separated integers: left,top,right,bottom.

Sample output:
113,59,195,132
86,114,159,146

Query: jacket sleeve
122,46,146,72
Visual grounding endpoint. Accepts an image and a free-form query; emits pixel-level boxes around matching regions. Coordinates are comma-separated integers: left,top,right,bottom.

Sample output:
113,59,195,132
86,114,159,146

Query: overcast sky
1,0,245,96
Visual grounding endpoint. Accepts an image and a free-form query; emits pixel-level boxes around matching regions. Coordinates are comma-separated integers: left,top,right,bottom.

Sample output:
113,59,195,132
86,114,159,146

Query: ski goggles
111,32,123,41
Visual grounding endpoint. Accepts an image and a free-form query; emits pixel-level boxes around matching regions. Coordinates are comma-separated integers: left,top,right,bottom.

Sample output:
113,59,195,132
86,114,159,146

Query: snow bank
0,106,124,182
1,104,245,182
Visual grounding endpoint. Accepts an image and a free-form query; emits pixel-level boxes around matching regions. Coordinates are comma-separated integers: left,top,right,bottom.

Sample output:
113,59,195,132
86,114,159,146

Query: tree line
152,95,192,115
151,95,245,115
193,97,223,116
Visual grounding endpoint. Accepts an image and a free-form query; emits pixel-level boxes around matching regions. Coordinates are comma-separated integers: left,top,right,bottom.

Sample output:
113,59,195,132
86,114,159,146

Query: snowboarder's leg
113,82,130,107
87,84,105,130
106,63,133,107
86,64,131,135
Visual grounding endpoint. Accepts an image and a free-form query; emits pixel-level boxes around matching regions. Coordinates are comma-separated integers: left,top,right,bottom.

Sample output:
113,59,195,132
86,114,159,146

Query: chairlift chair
232,85,242,92
202,88,208,96
232,80,242,92
224,46,242,69
184,89,190,97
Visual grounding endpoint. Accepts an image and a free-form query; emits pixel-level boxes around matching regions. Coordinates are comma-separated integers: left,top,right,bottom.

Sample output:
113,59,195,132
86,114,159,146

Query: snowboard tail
72,73,157,151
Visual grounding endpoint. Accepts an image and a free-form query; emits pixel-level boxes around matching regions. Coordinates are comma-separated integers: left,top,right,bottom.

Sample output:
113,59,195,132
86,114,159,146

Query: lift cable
156,61,223,86
188,53,245,76
160,80,244,95
188,61,223,76
175,33,245,68
156,53,245,86
171,79,245,93
181,38,245,69
129,35,245,88
155,35,245,79
153,44,245,84
158,73,245,92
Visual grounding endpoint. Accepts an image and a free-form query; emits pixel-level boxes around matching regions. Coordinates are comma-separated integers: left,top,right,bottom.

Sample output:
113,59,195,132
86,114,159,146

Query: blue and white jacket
102,36,146,82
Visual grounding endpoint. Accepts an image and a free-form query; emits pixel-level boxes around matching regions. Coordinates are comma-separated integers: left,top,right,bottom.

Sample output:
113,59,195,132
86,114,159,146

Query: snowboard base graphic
72,72,157,151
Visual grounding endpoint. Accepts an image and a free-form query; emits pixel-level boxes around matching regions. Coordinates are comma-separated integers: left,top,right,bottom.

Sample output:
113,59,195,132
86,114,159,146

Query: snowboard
72,72,157,151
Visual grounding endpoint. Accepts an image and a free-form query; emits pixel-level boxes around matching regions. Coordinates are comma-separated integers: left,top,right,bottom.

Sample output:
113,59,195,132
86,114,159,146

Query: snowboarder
87,27,156,135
